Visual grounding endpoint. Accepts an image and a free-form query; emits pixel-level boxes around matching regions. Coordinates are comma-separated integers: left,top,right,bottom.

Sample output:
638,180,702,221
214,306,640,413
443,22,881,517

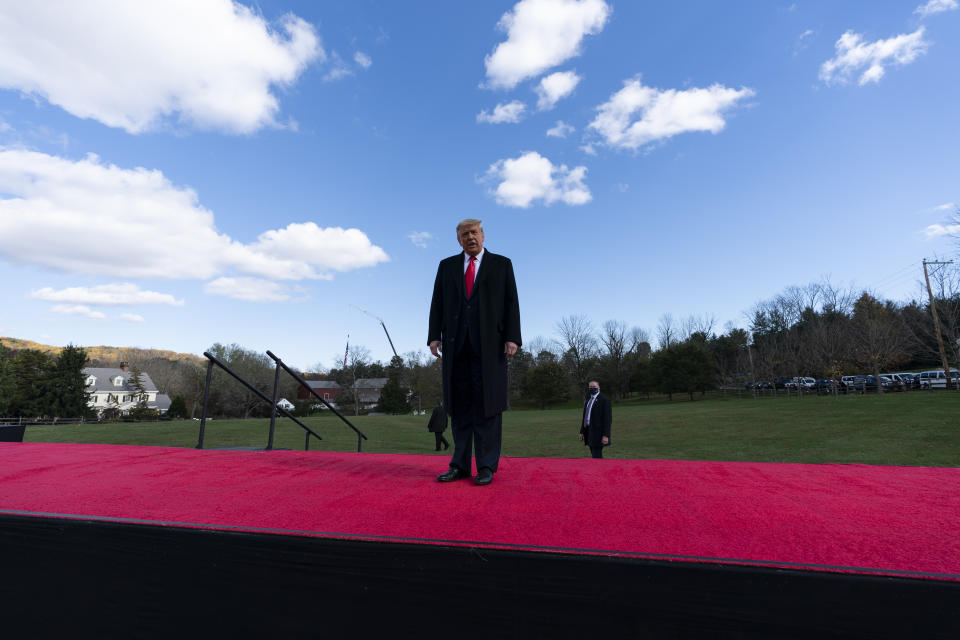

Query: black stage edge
1,515,958,638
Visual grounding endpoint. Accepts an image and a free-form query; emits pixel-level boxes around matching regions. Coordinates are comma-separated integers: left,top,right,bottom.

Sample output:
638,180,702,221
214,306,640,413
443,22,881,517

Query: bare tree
600,320,628,400
680,314,716,342
556,315,598,401
851,293,911,393
526,335,559,361
657,313,676,351
333,344,372,415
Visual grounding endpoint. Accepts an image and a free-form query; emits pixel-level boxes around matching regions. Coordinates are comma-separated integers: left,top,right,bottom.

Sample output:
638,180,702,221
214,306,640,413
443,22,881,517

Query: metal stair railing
265,350,367,452
196,351,326,451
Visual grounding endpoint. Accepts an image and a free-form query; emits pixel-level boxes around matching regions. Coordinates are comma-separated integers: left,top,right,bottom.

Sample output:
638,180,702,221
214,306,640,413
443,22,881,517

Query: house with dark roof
83,363,171,417
297,380,341,402
295,378,388,410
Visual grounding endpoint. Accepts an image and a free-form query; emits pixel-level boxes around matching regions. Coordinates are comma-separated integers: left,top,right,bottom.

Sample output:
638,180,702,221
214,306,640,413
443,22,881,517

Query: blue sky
1,0,958,369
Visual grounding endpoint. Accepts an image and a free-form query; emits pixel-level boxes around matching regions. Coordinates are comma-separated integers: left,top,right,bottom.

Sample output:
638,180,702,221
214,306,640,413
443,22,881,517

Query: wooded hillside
0,337,204,367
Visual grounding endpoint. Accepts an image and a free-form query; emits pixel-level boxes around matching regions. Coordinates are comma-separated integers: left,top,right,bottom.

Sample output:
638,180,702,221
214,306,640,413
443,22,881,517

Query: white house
83,363,171,417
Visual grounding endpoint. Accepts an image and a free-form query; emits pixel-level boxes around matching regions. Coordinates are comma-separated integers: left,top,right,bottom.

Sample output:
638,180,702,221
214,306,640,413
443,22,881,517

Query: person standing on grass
579,381,611,458
427,402,450,451
428,219,521,486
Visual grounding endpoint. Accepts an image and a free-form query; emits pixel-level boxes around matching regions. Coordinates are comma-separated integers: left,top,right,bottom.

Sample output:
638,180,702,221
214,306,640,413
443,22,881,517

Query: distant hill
0,337,205,367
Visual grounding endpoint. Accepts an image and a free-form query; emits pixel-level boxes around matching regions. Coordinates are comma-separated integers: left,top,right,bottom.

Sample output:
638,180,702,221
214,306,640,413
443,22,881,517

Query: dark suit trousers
589,444,604,459
450,337,501,473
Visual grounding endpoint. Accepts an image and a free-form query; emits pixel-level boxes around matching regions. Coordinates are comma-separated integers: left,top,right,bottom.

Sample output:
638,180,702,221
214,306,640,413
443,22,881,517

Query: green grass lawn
23,391,959,467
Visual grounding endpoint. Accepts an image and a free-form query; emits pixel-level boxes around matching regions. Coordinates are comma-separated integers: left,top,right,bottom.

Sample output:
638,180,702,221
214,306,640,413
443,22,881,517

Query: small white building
83,363,171,416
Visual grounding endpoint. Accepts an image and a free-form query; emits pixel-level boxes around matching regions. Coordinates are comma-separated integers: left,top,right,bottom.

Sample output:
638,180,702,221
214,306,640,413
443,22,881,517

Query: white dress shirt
463,248,484,287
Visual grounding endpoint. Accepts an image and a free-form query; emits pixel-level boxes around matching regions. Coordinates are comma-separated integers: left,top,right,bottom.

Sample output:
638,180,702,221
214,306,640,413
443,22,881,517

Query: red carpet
1,442,958,581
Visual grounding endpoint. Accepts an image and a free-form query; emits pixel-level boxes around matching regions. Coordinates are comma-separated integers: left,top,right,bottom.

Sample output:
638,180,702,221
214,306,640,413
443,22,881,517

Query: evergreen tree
0,347,15,416
128,366,154,419
167,395,188,419
377,355,410,414
51,344,91,418
11,349,55,417
522,361,570,409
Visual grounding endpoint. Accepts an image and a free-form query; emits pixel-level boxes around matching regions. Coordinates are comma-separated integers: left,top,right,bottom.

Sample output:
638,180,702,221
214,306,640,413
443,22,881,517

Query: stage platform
2,442,959,636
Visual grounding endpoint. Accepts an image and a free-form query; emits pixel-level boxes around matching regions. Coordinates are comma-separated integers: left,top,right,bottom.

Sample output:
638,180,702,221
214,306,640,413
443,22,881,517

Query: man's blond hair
456,219,483,236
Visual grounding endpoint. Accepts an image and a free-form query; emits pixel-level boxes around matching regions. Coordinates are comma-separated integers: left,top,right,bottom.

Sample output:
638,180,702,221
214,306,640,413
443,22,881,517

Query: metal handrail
266,350,367,452
196,351,323,450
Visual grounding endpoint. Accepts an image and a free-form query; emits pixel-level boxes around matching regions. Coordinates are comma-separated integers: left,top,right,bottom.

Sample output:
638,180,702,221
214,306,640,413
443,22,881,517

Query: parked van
918,370,960,389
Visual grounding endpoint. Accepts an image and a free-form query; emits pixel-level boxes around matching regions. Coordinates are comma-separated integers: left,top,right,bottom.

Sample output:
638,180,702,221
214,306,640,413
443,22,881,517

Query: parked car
774,377,792,389
878,375,904,391
918,370,960,389
842,375,891,393
814,379,840,394
895,372,921,389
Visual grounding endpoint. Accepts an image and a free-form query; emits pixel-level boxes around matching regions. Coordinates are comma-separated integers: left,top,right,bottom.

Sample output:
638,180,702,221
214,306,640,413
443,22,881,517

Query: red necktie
465,256,476,298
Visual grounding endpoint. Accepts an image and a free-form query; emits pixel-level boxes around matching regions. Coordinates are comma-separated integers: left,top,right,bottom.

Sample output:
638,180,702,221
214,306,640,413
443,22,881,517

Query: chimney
120,362,130,372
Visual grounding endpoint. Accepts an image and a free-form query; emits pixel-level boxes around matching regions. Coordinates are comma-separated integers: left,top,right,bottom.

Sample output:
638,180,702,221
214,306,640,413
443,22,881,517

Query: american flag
343,335,349,368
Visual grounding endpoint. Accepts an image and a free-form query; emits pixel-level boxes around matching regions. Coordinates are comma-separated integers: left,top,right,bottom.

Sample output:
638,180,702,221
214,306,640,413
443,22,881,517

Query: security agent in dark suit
428,219,521,486
579,381,611,458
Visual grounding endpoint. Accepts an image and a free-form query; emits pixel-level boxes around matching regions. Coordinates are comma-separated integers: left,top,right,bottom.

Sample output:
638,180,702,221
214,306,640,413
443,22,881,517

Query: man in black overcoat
428,219,521,485
579,380,612,458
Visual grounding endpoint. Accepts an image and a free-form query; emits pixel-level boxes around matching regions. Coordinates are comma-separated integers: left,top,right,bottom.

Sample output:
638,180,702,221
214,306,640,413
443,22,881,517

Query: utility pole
922,259,956,390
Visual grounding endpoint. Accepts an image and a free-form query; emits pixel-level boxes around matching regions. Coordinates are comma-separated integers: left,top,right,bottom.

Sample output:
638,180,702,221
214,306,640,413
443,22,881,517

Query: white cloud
536,70,581,110
588,76,755,151
923,224,960,238
794,29,816,56
204,277,293,302
483,151,591,208
0,149,388,281
323,52,354,82
484,0,610,90
477,100,527,124
354,52,373,69
50,305,106,320
121,313,146,323
934,202,956,211
820,28,928,86
408,232,432,248
0,1,322,134
30,283,184,306
546,120,575,138
915,0,958,17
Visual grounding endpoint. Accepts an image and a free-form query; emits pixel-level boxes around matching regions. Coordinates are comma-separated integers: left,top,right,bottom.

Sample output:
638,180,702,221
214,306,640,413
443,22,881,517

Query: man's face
457,225,484,256
589,383,599,394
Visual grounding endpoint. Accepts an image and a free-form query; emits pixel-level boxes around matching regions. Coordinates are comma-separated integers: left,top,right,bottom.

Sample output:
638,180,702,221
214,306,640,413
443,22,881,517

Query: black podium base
1,514,957,638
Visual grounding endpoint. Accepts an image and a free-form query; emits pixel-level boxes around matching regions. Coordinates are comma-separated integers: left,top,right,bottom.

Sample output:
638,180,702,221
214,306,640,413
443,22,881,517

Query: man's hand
429,340,442,358
578,433,584,441
504,341,518,358
601,436,609,445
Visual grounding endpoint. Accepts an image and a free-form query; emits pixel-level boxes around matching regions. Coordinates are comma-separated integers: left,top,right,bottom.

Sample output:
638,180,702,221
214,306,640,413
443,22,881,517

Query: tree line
0,345,92,419
3,264,957,418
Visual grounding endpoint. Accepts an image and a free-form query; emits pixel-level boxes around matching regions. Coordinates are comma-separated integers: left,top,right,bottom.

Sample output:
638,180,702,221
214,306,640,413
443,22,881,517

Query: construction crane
349,304,399,359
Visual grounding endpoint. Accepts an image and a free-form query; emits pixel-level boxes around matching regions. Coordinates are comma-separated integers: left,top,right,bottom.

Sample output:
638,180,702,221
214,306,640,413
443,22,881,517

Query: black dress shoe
475,468,493,486
437,466,466,482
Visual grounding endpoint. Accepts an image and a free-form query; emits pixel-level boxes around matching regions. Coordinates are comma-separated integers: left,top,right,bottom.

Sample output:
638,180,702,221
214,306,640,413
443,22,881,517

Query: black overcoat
580,393,612,447
427,405,447,433
428,250,521,418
